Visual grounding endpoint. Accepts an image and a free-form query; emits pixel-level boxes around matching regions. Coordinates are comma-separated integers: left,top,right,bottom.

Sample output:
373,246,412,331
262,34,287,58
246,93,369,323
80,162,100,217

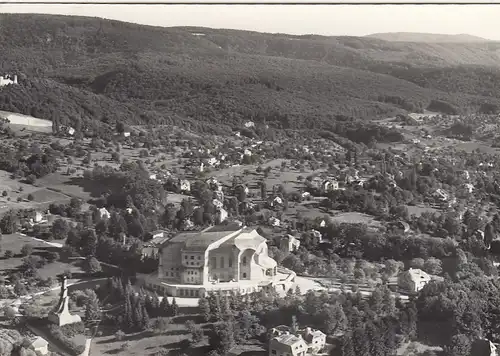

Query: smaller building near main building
139,223,296,298
269,325,327,356
397,268,431,293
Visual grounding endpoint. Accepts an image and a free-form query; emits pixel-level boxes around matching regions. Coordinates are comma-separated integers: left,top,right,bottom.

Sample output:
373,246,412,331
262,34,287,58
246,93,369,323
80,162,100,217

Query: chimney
13,75,17,84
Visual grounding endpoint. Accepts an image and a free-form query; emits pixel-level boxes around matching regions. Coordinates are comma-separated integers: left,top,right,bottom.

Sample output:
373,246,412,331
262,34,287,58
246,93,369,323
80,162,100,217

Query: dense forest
1,14,500,141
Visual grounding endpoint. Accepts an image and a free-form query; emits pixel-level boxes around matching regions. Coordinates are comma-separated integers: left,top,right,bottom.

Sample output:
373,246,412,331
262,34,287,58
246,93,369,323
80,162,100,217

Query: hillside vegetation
365,32,492,43
1,14,500,140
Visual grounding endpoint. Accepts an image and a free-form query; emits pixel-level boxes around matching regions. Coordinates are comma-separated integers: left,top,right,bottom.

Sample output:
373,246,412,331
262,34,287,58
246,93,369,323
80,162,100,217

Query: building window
228,257,233,267
243,273,247,278
197,256,201,260
220,257,225,268
211,257,217,269
184,255,188,259
242,256,247,266
191,255,194,260
271,350,277,355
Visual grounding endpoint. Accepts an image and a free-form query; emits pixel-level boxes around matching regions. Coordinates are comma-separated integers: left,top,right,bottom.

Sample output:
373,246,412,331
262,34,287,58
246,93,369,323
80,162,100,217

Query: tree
341,332,356,356
81,229,97,256
52,218,69,240
198,296,211,322
153,317,171,334
159,295,171,317
84,256,102,274
84,290,102,322
186,320,204,343
260,182,267,199
210,321,235,355
20,244,33,256
424,257,443,275
410,258,425,270
171,297,179,316
445,334,472,356
0,211,17,234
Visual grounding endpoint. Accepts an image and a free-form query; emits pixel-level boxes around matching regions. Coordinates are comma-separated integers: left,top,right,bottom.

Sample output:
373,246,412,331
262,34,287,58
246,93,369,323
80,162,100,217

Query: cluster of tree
0,143,58,182
95,277,179,332
83,163,166,212
417,257,500,355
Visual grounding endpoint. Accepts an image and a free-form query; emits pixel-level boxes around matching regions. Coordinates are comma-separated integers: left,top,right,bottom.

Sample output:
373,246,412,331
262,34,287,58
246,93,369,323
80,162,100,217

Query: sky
1,1,500,40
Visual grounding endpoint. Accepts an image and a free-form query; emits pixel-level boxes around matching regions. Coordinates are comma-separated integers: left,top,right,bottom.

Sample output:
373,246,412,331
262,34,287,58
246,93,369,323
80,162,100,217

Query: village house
98,207,111,220
30,210,45,225
122,131,131,138
280,234,301,252
321,179,339,194
216,208,228,224
180,179,191,193
142,233,171,258
244,121,255,128
269,217,281,227
397,268,431,293
269,325,327,356
27,336,49,355
0,74,18,87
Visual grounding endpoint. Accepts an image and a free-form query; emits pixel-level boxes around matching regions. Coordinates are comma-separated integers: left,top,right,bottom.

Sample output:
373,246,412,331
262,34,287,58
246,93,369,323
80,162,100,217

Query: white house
244,149,252,157
122,131,131,138
216,208,228,224
280,234,300,252
269,217,281,227
98,207,111,220
28,336,49,355
0,74,18,88
244,121,255,128
398,268,431,293
180,179,191,193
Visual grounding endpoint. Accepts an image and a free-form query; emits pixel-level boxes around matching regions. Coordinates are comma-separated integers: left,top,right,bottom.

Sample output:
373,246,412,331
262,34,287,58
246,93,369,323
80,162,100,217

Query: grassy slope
1,14,500,135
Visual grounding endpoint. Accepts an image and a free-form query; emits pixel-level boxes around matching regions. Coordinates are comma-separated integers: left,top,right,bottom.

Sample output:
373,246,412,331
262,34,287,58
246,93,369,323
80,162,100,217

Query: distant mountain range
366,32,493,43
0,14,500,140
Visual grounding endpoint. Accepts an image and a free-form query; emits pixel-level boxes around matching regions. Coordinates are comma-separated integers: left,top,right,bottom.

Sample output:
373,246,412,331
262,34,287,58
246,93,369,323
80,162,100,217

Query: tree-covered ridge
0,14,500,140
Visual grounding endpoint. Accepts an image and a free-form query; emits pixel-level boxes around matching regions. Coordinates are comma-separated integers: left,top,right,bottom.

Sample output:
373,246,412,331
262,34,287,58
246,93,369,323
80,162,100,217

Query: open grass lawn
21,188,70,204
329,212,381,228
406,205,439,217
91,313,212,356
36,172,92,201
0,233,84,277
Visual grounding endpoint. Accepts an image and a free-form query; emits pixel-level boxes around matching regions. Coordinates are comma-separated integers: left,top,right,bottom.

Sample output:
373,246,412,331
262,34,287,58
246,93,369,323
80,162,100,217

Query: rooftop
273,333,305,346
168,224,243,251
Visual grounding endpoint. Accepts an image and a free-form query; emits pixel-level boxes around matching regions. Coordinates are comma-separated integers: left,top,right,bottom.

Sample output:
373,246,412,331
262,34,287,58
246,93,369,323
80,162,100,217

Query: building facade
269,325,327,356
398,268,431,293
141,224,296,297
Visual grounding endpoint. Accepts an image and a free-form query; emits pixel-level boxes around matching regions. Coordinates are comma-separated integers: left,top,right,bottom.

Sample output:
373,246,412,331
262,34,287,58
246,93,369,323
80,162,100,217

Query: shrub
47,324,86,356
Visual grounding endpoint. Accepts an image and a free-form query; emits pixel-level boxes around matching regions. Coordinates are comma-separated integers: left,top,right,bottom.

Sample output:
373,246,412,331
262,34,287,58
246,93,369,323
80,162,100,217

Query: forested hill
2,14,500,138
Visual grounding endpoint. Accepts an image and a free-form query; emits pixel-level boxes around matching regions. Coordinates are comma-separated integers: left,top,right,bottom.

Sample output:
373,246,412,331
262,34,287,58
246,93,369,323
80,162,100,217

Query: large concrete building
140,224,296,297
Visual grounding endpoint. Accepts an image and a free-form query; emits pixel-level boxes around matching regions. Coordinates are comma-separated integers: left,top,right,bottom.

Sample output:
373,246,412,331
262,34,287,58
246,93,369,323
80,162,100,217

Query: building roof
273,333,305,347
144,235,171,248
30,336,48,348
402,268,431,282
168,224,243,252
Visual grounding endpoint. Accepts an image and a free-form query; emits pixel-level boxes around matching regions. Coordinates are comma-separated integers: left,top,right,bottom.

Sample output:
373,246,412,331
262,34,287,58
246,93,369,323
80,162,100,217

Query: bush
20,244,33,256
47,324,86,356
4,250,13,258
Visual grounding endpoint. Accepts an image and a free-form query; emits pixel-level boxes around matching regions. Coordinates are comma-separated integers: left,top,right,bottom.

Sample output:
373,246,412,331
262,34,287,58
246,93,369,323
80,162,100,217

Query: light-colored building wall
159,242,183,281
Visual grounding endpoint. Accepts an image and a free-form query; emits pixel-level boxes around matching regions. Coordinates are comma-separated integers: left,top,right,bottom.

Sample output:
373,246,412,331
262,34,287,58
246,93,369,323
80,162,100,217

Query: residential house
180,179,191,193
142,233,171,258
321,179,339,194
216,208,228,224
244,149,252,157
244,121,255,128
269,217,281,227
98,207,111,220
269,333,308,356
27,336,49,355
122,131,131,138
269,325,327,356
280,234,300,252
397,268,431,293
0,74,18,87
31,211,44,224
270,196,284,208
213,199,224,210
149,173,157,180
301,327,327,354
